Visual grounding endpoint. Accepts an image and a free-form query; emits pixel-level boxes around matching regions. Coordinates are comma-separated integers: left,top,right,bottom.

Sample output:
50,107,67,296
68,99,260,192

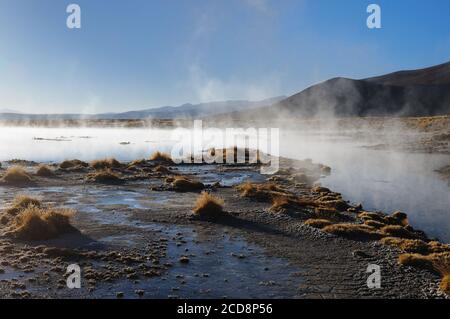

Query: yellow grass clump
269,195,317,213
86,169,123,184
398,253,435,271
59,159,88,170
1,166,33,185
90,158,121,170
311,186,331,193
149,151,174,164
398,252,450,296
380,237,429,254
8,206,75,241
304,219,333,229
154,165,172,174
428,241,450,254
364,219,386,229
236,182,288,201
172,176,204,192
9,195,42,212
193,192,225,219
129,159,147,167
36,164,55,177
434,261,450,295
380,225,416,239
322,223,382,240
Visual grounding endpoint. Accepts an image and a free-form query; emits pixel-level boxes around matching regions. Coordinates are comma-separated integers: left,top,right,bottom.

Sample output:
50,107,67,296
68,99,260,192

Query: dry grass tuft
90,158,121,170
59,159,88,170
172,176,204,192
428,241,450,254
1,166,33,185
11,195,41,210
434,261,450,295
154,165,172,174
316,199,349,211
304,219,333,229
380,237,429,254
358,212,386,223
390,211,409,226
440,274,450,295
129,159,147,167
398,253,436,271
322,223,382,240
193,192,225,219
36,164,54,177
8,206,74,240
149,151,174,164
269,195,317,213
380,225,416,239
236,182,288,201
86,169,123,184
364,220,386,229
312,186,331,193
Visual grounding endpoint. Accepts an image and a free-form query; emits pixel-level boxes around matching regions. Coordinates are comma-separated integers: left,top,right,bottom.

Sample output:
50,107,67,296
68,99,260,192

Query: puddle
88,224,303,299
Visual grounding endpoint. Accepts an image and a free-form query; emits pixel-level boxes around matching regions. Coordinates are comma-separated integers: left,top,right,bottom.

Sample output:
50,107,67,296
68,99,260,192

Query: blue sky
0,0,449,114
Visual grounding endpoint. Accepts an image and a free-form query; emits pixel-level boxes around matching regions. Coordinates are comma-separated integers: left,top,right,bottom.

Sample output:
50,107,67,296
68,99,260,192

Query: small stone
179,256,190,264
135,289,144,296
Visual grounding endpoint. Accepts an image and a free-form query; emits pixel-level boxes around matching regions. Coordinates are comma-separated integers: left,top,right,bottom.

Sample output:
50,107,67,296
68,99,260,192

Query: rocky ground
0,151,448,299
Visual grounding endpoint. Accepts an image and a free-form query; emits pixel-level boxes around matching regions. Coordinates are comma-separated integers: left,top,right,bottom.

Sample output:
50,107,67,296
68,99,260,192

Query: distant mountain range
218,61,450,120
0,97,284,121
2,62,449,121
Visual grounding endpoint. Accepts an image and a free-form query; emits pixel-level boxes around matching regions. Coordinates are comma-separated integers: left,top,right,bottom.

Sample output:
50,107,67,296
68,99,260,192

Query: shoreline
0,152,448,298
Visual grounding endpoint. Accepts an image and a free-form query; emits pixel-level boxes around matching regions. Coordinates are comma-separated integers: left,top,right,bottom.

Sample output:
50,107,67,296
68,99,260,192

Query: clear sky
0,0,449,114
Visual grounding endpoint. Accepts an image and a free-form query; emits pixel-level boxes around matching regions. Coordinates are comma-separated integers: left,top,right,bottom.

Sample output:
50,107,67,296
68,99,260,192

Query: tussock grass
312,186,331,193
428,241,450,253
172,176,204,192
1,166,33,185
1,195,75,241
380,237,429,254
36,164,54,177
236,182,288,201
364,220,386,229
390,211,409,226
315,197,349,211
398,252,450,296
323,223,382,240
7,206,74,240
440,274,450,295
269,195,317,213
90,158,121,170
380,225,416,239
129,159,146,167
59,159,88,170
304,219,333,229
398,253,436,272
358,212,386,223
434,261,450,295
154,165,172,174
9,195,42,212
193,192,225,219
86,169,123,184
149,151,174,164
359,211,409,227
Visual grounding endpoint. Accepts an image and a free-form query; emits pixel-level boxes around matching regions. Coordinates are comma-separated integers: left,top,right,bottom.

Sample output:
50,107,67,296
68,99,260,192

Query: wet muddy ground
0,156,447,299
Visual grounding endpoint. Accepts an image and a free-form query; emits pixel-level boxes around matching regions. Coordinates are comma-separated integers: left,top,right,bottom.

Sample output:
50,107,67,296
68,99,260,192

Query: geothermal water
1,126,449,242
